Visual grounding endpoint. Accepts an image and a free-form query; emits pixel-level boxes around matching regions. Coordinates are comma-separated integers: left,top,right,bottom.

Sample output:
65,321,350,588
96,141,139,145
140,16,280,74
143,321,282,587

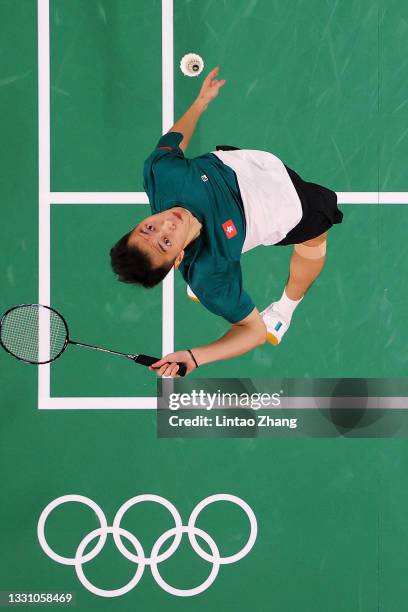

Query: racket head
0,303,69,365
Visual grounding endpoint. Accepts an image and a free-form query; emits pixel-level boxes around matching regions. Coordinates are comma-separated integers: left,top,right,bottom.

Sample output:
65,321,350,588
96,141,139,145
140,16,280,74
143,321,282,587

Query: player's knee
294,240,327,260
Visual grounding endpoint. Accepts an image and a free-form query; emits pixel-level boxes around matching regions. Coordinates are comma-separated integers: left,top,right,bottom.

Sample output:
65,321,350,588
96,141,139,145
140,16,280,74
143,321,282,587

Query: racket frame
0,303,69,365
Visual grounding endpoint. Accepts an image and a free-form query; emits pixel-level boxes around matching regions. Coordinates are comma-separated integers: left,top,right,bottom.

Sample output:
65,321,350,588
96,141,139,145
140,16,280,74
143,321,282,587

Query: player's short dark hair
110,231,175,288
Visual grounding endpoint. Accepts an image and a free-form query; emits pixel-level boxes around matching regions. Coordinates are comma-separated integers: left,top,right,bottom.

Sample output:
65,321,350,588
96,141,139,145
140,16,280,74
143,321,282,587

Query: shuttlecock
180,53,204,77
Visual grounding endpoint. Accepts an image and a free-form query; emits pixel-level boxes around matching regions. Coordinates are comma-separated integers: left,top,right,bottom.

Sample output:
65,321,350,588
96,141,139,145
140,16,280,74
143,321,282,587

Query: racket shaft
69,340,134,359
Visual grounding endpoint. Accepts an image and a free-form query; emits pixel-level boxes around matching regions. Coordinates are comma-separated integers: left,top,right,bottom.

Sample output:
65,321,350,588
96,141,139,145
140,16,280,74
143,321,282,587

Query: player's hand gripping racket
0,304,187,376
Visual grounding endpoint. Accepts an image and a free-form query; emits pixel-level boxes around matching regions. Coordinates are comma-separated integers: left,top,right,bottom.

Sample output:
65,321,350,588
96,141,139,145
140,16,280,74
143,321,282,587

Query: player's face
128,208,188,266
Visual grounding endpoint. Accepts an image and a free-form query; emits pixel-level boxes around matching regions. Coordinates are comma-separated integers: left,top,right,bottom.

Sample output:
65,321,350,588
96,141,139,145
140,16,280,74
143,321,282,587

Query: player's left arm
168,66,226,153
149,308,266,377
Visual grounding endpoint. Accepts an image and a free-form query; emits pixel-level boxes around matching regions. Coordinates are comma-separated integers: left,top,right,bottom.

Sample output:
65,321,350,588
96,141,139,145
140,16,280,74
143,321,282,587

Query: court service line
161,0,175,359
38,0,51,407
51,192,149,204
338,193,408,204
41,397,157,409
49,192,408,205
40,397,408,410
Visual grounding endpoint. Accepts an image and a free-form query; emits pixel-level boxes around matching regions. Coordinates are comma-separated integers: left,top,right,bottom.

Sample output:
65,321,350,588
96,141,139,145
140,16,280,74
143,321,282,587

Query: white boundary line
51,192,149,204
337,192,408,204
38,397,408,410
40,396,157,409
38,0,51,407
50,192,408,205
161,0,175,359
37,0,408,410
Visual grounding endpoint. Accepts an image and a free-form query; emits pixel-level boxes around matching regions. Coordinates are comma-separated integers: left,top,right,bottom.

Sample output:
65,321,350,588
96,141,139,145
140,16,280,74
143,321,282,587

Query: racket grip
135,354,187,377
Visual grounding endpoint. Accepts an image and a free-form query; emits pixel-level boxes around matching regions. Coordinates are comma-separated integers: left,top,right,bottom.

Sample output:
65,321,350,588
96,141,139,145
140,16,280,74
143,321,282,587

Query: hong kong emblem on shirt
222,219,238,238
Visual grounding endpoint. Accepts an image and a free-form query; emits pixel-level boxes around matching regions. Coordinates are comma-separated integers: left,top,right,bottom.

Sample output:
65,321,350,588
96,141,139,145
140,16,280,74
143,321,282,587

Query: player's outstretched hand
149,350,197,378
197,66,226,110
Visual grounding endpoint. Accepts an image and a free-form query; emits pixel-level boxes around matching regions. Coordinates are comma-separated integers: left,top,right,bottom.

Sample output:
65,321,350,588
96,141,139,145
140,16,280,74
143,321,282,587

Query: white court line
39,382,408,409
38,0,408,410
39,397,408,410
40,396,157,409
38,0,51,406
379,193,408,204
51,192,149,204
50,192,408,205
161,0,175,358
338,192,408,204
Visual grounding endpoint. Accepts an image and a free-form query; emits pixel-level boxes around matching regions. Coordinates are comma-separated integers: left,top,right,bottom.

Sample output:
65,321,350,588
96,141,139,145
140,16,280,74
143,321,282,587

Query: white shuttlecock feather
180,53,204,77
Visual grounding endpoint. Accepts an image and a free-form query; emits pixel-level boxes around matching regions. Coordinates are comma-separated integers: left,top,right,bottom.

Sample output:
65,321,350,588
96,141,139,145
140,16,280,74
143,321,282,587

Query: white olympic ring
112,494,183,565
76,526,145,597
37,493,257,597
150,526,220,597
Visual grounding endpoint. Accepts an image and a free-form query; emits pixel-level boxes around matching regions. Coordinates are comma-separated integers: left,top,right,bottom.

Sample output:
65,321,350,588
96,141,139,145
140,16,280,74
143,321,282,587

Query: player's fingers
167,363,179,376
150,359,166,368
149,363,164,372
206,66,219,82
170,363,181,378
150,352,177,368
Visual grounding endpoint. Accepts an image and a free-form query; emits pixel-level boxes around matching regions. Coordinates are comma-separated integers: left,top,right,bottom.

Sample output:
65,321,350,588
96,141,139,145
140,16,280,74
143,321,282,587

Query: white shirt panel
211,149,303,252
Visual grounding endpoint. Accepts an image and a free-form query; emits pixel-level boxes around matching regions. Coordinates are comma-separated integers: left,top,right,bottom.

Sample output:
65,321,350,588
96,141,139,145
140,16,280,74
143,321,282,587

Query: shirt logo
222,219,238,239
201,174,209,182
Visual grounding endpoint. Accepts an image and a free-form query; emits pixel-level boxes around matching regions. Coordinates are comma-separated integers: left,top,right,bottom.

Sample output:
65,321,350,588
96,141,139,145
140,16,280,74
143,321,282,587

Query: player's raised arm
168,66,226,153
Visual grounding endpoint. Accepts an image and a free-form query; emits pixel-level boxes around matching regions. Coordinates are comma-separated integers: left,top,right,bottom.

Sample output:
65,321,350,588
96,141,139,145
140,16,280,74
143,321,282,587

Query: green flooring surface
1,0,408,610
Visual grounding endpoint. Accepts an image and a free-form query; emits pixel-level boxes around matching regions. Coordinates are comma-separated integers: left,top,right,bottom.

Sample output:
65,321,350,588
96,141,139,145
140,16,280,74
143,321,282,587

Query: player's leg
285,230,328,300
261,230,328,345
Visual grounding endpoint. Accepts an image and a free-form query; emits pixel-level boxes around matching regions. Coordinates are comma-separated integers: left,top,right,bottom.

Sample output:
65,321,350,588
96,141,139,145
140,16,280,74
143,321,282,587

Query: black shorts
215,145,343,245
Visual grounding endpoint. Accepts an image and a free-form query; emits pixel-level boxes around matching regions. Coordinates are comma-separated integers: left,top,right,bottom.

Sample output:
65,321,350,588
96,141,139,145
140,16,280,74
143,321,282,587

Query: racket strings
0,305,67,363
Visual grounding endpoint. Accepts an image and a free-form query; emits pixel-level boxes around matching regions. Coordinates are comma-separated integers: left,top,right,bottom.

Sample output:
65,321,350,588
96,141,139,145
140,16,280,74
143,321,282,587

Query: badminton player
110,67,343,377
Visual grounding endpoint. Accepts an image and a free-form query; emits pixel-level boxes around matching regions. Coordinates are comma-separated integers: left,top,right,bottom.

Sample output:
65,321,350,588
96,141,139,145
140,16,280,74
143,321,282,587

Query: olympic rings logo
37,493,257,597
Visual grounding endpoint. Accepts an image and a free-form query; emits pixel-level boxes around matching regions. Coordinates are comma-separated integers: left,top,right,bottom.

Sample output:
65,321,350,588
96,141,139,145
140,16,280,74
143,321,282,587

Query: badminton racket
0,304,187,376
